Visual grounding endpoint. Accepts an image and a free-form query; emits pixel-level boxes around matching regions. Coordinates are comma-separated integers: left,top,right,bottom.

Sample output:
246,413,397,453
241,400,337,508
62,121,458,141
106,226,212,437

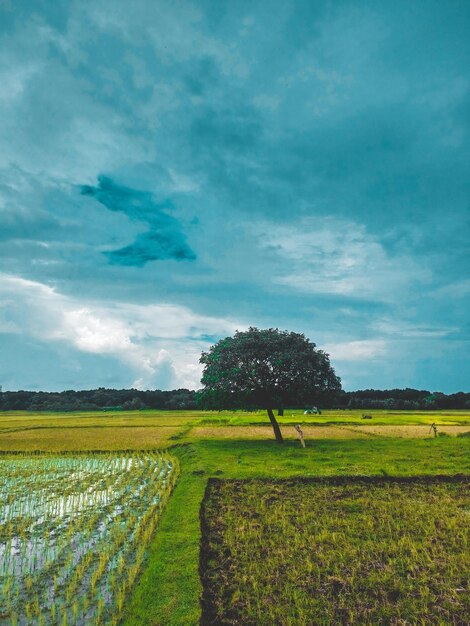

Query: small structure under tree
198,327,341,443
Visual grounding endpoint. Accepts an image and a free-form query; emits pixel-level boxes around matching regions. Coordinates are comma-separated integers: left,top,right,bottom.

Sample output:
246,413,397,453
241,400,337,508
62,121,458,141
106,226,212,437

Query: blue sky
0,0,468,392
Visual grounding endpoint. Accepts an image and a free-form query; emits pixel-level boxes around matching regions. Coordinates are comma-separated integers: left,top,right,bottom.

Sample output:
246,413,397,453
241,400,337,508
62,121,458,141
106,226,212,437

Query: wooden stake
294,424,306,448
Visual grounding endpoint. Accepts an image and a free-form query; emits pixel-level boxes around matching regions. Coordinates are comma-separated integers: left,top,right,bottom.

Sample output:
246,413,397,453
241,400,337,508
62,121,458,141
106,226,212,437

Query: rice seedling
0,451,178,625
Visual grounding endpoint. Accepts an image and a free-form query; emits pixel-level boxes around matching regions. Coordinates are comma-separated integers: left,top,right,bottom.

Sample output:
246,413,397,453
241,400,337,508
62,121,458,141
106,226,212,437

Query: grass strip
125,437,470,624
122,475,206,625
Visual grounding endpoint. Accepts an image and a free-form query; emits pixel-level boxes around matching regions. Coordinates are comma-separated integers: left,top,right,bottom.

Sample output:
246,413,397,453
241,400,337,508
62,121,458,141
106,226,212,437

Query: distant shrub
457,431,470,438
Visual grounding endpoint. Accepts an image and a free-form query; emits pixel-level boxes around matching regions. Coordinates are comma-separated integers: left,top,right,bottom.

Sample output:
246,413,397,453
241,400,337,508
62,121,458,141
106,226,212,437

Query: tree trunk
267,408,284,443
277,408,284,416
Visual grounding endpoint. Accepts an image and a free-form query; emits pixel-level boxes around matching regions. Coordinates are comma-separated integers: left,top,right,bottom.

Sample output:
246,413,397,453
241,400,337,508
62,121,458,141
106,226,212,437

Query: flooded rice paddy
0,451,177,625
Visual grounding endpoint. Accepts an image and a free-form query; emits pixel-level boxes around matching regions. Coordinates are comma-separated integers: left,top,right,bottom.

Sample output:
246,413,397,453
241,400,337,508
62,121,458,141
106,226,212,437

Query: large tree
198,327,341,443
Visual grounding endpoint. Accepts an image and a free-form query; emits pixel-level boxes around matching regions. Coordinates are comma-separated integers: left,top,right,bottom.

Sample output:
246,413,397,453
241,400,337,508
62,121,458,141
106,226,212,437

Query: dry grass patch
190,425,458,441
347,425,470,438
191,426,277,440
190,426,369,440
0,414,191,430
0,426,181,451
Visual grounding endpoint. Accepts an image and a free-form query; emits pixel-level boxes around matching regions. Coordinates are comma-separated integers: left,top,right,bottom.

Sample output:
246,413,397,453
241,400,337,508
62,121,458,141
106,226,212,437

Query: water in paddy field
0,452,177,625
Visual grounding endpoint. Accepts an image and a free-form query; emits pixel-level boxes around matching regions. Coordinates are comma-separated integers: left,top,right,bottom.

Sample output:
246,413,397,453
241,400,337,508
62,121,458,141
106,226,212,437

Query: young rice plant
0,451,178,625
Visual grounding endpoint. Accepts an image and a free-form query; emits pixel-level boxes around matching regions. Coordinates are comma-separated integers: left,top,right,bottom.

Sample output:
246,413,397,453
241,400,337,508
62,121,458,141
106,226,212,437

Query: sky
0,0,469,393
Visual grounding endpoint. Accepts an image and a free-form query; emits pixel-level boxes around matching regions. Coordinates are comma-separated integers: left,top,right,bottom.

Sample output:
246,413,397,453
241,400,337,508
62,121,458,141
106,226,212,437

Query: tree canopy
198,327,342,442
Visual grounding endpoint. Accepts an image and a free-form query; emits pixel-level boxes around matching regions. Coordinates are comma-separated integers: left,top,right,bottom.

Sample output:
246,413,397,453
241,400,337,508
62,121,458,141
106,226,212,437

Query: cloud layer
0,0,468,391
0,273,240,389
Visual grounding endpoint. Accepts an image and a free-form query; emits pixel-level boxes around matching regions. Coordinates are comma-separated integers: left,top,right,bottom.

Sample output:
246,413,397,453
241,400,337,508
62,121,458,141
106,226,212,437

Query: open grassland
0,409,469,452
1,409,469,625
200,477,470,625
0,451,177,625
1,408,469,430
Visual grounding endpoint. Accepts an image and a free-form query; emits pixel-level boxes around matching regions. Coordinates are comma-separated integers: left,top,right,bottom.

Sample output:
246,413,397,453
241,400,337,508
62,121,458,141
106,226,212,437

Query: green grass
1,409,469,624
201,477,469,625
122,437,470,625
1,409,468,451
123,472,205,625
1,408,469,432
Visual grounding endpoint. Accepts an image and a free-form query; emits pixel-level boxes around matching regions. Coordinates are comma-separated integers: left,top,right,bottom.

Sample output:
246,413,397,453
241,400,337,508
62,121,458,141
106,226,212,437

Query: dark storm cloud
104,230,196,266
81,176,196,265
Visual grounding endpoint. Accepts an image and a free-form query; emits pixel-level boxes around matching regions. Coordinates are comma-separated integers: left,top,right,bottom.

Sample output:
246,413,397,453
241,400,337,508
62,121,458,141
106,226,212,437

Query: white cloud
324,339,387,361
431,279,470,299
258,217,431,301
373,318,457,338
0,273,243,389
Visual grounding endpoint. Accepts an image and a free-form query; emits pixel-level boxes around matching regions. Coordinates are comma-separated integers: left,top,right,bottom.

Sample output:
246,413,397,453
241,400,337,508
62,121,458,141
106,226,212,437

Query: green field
201,477,469,624
0,409,469,624
0,409,468,451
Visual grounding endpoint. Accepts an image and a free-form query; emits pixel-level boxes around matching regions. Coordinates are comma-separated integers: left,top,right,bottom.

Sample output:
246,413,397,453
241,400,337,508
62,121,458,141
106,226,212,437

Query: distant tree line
0,387,468,411
0,388,198,411
338,389,470,410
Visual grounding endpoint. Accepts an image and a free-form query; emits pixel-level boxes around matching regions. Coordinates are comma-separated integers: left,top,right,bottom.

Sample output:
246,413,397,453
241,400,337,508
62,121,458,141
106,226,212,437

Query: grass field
0,409,468,451
201,477,469,625
1,409,469,624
